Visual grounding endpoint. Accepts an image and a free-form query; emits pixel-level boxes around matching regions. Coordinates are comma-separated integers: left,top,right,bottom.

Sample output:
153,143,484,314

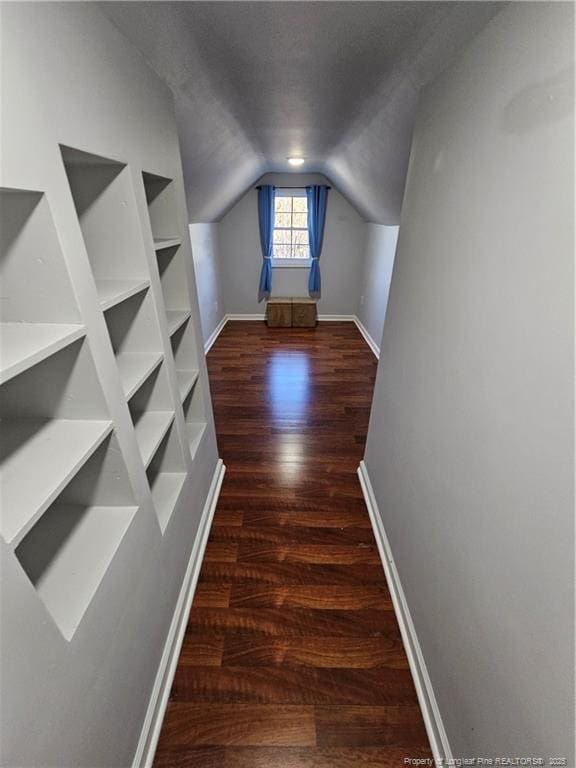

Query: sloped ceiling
102,2,501,224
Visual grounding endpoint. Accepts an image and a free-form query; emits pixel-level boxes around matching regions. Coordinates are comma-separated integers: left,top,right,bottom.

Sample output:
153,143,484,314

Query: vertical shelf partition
142,171,207,461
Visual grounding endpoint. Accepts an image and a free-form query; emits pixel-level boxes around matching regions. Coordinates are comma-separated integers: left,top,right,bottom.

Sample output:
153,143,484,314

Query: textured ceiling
103,2,502,223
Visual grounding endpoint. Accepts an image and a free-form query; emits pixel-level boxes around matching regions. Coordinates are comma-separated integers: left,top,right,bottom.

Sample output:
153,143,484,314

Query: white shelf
153,237,181,251
149,472,185,533
166,310,191,337
16,503,138,640
186,422,207,461
96,278,149,312
0,323,85,384
133,411,174,468
117,352,163,400
176,369,198,402
1,419,113,545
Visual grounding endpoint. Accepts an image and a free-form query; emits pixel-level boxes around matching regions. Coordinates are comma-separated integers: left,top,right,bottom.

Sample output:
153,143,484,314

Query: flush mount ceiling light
287,157,305,167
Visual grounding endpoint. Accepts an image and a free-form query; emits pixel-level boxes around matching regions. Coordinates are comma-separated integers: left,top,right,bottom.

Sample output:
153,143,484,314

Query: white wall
189,223,225,345
218,173,367,316
357,224,399,352
364,2,574,762
1,5,219,767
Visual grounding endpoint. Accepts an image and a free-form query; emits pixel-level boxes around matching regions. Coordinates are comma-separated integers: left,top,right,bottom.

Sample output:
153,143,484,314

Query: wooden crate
292,297,317,327
266,297,292,327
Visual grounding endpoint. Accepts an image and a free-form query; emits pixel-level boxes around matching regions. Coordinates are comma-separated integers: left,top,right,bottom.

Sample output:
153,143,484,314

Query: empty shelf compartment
148,472,185,533
176,369,199,402
16,502,138,640
133,411,174,468
186,422,207,460
0,323,85,385
0,419,113,544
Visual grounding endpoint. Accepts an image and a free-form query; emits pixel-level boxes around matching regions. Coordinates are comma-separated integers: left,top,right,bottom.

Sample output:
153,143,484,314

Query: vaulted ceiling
103,2,501,224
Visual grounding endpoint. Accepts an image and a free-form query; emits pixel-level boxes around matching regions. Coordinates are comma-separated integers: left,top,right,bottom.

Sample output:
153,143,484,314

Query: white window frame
272,188,311,268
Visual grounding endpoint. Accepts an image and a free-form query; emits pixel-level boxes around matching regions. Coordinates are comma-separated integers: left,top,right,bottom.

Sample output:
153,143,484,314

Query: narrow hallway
154,321,432,766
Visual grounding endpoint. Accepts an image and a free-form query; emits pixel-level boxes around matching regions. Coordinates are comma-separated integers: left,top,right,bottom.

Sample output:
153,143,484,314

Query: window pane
292,211,307,229
293,197,307,213
293,244,309,259
275,196,291,213
292,229,309,246
273,243,292,259
274,211,291,228
273,229,291,244
272,193,309,261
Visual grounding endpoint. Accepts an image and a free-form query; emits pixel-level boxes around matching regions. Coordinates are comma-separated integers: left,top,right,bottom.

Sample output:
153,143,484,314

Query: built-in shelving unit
0,185,139,641
3,154,213,646
3,25,225,761
0,184,141,642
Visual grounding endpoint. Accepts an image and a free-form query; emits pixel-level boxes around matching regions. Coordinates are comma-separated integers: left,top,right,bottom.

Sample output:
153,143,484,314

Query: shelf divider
175,369,199,402
117,352,163,400
166,310,191,337
133,411,175,468
95,278,149,312
153,237,181,251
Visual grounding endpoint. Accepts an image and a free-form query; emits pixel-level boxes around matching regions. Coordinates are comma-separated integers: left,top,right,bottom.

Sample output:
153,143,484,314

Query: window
273,191,309,264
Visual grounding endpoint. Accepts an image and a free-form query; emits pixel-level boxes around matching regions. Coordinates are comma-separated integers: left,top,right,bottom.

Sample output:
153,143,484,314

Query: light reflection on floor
266,351,311,482
266,350,311,424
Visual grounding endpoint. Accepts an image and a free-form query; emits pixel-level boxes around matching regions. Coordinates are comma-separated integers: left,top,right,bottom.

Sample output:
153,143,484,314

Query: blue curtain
257,185,275,301
306,185,329,298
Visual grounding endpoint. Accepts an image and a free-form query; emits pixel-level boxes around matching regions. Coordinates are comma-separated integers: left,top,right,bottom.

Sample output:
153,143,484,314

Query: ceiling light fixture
288,157,305,167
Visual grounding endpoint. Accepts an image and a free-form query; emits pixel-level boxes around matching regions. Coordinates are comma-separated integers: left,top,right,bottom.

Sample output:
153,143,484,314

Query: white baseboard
203,315,228,354
357,461,452,764
226,313,266,321
202,313,380,361
316,313,355,321
132,459,226,768
353,316,380,358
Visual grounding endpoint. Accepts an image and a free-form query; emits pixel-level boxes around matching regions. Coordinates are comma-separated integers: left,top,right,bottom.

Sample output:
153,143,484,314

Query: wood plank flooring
154,321,432,767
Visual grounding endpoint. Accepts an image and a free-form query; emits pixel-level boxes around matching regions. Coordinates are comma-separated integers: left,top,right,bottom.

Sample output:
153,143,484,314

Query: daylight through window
273,193,310,260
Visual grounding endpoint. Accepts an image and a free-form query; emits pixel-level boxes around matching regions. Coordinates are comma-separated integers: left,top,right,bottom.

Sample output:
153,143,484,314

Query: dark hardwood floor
154,321,432,767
